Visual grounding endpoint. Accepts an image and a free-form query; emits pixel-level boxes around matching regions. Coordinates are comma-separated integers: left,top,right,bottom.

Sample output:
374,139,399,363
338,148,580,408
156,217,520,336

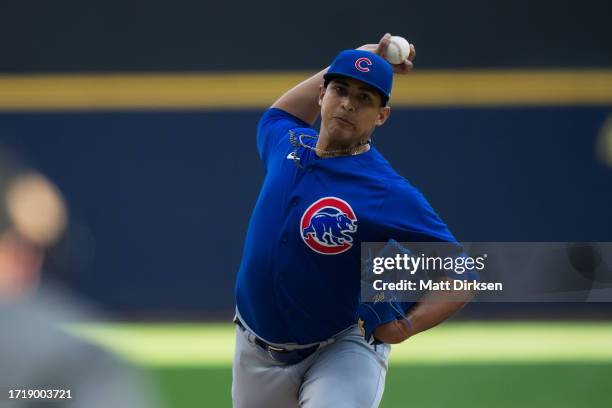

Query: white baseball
385,36,411,65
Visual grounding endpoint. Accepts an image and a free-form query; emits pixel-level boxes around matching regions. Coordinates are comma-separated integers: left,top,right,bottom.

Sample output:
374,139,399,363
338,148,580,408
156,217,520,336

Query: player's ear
318,84,325,107
375,106,391,126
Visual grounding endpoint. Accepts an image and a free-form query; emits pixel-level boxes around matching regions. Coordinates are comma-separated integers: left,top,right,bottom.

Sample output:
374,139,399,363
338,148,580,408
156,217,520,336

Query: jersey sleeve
379,180,456,243
256,108,312,169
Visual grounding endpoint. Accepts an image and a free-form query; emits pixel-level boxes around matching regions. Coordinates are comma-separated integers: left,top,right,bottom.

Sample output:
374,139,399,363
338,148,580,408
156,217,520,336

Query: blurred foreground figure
0,149,160,408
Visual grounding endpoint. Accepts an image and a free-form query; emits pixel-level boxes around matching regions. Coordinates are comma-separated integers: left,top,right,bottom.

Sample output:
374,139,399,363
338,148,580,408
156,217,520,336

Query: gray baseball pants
232,324,390,407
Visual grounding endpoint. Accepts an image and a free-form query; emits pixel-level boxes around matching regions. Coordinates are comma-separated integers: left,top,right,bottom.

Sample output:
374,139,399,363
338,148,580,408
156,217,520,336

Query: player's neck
315,131,370,158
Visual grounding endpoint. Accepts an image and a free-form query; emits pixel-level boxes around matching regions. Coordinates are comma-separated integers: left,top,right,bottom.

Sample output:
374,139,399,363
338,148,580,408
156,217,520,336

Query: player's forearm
374,284,474,344
405,291,473,336
270,43,381,125
269,35,412,129
270,67,329,126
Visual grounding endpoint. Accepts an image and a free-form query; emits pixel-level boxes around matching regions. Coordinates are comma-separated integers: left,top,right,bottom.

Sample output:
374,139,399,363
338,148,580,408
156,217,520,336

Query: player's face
319,78,390,144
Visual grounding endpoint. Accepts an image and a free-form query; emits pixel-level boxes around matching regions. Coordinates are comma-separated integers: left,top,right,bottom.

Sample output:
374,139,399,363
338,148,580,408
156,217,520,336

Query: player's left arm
367,187,476,344
373,283,475,344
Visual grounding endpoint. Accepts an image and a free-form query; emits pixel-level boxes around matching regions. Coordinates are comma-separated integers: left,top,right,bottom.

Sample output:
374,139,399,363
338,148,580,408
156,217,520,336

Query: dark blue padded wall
1,107,610,315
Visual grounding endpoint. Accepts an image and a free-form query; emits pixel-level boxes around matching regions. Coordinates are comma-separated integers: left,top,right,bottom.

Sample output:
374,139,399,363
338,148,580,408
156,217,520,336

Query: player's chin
328,124,357,141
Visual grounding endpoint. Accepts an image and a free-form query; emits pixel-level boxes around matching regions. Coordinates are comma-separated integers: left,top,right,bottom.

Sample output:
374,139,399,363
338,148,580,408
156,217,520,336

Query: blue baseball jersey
235,108,456,345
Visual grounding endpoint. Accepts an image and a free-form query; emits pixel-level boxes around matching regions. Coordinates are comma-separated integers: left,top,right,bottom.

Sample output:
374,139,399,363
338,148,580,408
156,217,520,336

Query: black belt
234,317,319,364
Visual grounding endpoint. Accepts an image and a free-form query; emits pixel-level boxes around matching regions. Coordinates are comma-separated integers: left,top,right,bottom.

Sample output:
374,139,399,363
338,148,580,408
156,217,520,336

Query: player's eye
333,86,347,96
359,93,372,102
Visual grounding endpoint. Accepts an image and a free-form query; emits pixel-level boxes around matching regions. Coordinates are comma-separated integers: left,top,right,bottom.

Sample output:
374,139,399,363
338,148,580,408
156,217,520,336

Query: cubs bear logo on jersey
300,197,358,255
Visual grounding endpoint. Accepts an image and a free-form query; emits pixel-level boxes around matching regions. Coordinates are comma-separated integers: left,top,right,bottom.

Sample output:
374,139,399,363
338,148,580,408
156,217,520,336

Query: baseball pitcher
233,33,474,407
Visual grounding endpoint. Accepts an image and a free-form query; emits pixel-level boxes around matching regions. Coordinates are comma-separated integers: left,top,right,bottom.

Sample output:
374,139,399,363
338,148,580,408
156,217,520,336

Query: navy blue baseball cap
323,49,393,105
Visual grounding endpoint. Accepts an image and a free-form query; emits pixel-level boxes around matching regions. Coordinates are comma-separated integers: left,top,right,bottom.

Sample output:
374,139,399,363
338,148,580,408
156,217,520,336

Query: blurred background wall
2,0,611,71
1,0,611,318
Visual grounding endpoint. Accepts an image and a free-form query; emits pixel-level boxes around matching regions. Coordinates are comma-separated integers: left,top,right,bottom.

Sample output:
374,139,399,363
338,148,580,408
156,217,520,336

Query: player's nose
340,96,356,112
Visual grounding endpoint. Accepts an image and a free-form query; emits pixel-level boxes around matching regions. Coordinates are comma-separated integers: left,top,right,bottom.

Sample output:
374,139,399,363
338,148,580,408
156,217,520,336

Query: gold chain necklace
289,130,370,168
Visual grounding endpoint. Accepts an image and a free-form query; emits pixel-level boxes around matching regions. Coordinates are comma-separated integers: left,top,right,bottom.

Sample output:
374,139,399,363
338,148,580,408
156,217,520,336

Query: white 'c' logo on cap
355,57,372,72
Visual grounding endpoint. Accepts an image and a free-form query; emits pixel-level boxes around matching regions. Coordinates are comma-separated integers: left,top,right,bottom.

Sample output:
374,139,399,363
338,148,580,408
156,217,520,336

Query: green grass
67,322,612,407
152,363,612,408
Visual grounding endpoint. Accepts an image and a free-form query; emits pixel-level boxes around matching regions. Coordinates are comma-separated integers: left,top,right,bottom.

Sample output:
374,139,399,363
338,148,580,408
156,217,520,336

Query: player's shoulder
368,150,414,188
256,107,315,165
376,166,455,242
369,154,429,203
258,107,312,132
387,172,427,203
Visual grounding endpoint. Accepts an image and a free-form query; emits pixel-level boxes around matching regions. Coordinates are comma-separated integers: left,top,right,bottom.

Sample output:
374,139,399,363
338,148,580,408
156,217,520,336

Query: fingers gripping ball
385,36,411,64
